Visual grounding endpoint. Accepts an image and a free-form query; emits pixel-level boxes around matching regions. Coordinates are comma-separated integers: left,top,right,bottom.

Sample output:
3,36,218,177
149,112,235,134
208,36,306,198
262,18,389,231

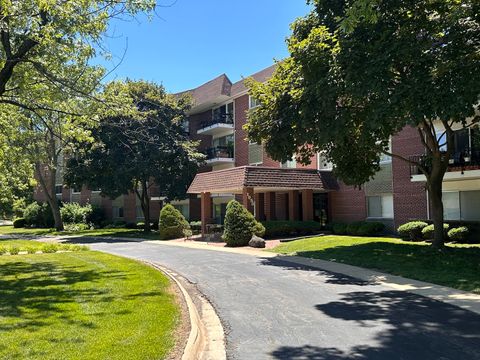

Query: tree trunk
136,180,151,233
427,162,446,249
34,162,64,231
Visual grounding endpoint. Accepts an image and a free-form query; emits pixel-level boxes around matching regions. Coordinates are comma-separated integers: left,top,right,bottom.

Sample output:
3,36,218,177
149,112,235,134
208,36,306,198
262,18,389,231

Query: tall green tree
246,0,479,248
0,0,157,230
0,0,155,113
64,81,205,232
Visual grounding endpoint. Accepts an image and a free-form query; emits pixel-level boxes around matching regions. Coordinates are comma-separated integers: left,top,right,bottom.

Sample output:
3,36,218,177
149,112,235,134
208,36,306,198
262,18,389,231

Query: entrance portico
187,166,338,235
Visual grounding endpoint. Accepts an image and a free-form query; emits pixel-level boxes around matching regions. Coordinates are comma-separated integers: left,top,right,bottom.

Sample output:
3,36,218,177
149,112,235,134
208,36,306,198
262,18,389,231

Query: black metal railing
205,146,234,160
409,148,480,176
199,113,234,130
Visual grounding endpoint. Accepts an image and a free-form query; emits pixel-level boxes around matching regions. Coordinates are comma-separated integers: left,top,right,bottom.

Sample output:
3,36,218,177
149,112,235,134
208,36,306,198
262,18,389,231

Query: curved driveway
84,240,480,360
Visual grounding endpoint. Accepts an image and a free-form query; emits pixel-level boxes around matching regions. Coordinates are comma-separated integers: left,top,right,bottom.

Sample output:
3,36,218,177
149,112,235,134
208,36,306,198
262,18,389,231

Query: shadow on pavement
270,289,480,360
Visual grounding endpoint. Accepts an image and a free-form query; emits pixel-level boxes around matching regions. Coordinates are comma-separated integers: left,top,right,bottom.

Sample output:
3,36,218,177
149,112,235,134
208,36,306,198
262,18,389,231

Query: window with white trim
281,156,297,169
367,194,393,219
249,96,261,109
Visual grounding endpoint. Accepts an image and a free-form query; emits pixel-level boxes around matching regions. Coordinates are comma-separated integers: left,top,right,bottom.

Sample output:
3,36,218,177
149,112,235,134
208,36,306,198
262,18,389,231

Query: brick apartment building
34,64,480,233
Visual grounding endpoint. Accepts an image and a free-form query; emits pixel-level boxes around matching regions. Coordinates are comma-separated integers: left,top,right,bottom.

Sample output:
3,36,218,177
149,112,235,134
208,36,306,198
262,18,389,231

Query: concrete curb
145,261,226,360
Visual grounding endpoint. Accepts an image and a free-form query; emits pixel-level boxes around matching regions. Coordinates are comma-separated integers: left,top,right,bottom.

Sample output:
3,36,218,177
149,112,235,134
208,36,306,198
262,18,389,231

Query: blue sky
99,0,311,93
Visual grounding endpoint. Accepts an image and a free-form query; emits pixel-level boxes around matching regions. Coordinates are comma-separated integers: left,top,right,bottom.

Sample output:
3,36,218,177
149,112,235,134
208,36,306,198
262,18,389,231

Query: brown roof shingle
187,166,338,194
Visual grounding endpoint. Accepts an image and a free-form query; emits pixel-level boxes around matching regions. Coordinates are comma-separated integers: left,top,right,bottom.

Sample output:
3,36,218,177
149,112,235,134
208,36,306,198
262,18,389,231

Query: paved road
81,240,480,360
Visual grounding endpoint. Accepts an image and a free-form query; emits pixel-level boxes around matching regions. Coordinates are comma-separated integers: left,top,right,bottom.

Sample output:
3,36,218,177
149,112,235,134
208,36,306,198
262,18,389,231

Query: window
113,207,124,218
248,142,263,165
72,185,82,194
136,206,144,219
249,96,261,109
212,102,234,123
213,134,234,148
281,156,297,169
443,192,460,220
442,190,480,221
367,195,393,219
317,153,333,170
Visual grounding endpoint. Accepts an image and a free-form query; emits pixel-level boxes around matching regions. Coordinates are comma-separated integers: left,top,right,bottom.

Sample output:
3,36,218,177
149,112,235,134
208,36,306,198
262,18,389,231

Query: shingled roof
187,166,338,194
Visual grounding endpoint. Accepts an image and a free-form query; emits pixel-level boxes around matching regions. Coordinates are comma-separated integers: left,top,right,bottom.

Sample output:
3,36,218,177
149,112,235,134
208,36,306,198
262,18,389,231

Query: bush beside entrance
223,200,265,247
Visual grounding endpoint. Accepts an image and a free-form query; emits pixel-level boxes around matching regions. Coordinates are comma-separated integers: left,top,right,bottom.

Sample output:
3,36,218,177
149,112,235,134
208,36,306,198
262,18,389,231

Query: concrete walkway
59,237,480,360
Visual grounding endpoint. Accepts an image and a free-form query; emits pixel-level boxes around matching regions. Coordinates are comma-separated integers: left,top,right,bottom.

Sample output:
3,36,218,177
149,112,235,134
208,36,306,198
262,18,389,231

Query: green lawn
271,236,480,294
0,225,163,240
0,251,180,359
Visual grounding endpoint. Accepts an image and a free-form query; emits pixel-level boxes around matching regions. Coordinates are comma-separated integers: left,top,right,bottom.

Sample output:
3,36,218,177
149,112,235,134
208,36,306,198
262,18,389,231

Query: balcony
205,146,234,166
410,148,480,181
197,113,234,137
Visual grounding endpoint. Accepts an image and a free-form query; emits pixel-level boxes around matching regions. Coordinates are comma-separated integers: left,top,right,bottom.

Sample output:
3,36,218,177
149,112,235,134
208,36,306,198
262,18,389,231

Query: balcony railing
205,146,234,160
199,113,234,130
410,148,480,176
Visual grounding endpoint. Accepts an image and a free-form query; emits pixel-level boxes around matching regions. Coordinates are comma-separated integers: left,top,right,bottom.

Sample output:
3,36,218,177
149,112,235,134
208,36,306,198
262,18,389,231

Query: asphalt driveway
81,240,480,360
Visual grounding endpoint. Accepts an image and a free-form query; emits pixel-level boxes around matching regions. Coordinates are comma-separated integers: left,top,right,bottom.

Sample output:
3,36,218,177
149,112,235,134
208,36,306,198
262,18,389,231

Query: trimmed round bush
447,226,469,242
397,221,428,241
422,223,450,240
223,200,265,247
13,217,26,228
332,223,348,235
357,222,385,236
159,204,190,240
60,202,92,224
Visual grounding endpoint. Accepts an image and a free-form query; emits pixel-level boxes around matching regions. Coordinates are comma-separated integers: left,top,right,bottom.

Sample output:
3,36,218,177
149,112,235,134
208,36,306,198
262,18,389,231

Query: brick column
80,187,92,205
242,187,255,214
288,190,299,221
264,192,276,221
201,192,212,236
254,193,265,220
301,189,314,221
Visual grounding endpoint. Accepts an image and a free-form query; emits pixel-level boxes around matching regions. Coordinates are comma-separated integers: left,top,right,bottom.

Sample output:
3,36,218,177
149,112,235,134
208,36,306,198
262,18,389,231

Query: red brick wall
123,192,137,223
329,183,367,222
234,94,250,166
392,127,428,227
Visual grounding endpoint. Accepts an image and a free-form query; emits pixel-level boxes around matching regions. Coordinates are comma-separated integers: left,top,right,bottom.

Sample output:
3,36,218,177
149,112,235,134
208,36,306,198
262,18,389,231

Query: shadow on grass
271,290,480,359
274,241,480,293
0,259,162,334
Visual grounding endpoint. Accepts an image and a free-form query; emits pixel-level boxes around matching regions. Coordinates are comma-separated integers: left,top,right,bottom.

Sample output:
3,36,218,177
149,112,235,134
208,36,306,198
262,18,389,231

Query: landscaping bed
0,249,181,359
270,235,480,294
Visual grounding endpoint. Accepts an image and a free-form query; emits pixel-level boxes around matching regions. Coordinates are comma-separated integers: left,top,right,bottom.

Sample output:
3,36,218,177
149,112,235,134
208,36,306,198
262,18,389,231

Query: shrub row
261,221,323,239
0,243,88,255
15,201,106,229
332,221,385,236
397,221,471,242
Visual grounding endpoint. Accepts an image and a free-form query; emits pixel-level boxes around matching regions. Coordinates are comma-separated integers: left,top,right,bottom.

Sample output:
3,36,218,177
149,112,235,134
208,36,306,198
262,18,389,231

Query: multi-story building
34,64,480,233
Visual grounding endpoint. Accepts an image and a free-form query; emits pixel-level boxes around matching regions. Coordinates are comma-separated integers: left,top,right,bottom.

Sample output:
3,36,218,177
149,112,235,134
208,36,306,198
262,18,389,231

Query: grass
0,225,164,240
270,236,480,294
0,251,180,359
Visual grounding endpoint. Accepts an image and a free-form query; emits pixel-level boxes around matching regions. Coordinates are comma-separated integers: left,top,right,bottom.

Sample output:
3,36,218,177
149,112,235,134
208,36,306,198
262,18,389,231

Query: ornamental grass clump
223,200,265,247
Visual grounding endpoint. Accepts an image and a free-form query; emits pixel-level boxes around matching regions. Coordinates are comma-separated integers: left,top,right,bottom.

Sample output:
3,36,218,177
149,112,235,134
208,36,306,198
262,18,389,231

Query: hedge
448,227,469,242
261,221,323,238
332,221,385,236
422,223,450,240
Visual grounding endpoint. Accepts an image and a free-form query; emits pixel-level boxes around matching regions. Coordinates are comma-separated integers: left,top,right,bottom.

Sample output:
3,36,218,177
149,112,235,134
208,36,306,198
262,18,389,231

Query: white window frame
366,194,394,220
248,95,261,109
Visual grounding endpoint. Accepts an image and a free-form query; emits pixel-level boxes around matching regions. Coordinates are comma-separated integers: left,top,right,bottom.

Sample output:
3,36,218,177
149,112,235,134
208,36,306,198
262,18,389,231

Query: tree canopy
64,80,205,231
246,0,479,247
